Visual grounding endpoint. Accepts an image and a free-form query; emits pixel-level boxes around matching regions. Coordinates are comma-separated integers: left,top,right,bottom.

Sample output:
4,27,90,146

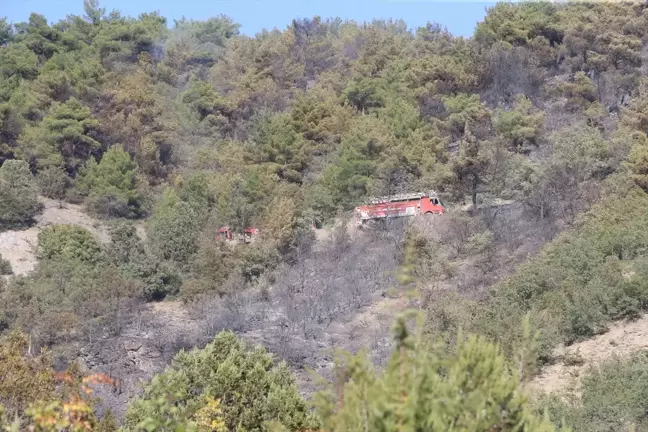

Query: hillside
3,0,648,430
529,314,648,397
0,197,110,275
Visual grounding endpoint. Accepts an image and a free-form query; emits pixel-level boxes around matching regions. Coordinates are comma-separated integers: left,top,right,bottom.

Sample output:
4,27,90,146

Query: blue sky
3,0,500,37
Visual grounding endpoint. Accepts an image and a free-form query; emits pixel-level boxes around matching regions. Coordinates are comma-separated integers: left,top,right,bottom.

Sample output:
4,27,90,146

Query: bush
0,332,116,430
1,257,141,345
239,241,281,283
37,225,103,265
315,315,561,431
124,331,318,431
36,166,71,203
117,249,182,301
540,352,648,431
471,189,648,362
107,221,182,301
192,238,240,291
0,332,57,416
0,160,41,230
77,146,145,219
132,257,182,301
106,222,144,265
84,194,133,218
179,278,211,303
147,188,204,265
0,254,11,275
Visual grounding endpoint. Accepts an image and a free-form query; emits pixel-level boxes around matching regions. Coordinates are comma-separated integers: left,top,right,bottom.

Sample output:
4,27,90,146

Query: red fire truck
354,191,445,226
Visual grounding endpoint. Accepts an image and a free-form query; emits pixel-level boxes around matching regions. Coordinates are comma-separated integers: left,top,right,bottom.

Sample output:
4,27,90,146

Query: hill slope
0,197,110,275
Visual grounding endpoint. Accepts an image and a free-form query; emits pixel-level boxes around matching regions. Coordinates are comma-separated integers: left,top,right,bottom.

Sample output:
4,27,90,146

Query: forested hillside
3,0,648,430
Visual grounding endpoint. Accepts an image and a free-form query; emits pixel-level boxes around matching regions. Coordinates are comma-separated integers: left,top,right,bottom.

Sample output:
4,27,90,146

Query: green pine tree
0,159,41,229
77,145,145,218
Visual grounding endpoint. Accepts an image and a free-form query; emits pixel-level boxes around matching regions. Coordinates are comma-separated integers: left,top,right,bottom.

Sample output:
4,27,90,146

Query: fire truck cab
354,191,445,226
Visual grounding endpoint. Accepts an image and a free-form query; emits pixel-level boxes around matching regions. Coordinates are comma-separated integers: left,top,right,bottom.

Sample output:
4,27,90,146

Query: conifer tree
0,159,41,229
18,97,101,171
314,312,565,432
77,145,144,218
124,331,319,432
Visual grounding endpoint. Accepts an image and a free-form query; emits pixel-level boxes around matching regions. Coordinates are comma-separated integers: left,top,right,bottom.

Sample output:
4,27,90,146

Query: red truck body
354,191,445,226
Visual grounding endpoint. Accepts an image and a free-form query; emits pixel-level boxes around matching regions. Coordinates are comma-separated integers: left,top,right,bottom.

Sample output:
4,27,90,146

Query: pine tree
17,97,101,172
450,128,490,206
494,94,545,152
77,145,144,218
314,312,566,432
124,331,319,432
0,159,41,229
624,130,648,192
147,187,203,264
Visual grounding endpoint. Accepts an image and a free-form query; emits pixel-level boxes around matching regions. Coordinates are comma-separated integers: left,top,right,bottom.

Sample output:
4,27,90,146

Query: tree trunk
471,175,478,207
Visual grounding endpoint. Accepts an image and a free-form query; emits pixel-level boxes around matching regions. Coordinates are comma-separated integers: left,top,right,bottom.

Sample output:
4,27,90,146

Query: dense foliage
442,188,648,362
77,145,145,218
3,0,645,229
540,352,648,432
0,159,40,229
315,315,562,432
3,0,648,430
0,322,566,432
124,331,318,432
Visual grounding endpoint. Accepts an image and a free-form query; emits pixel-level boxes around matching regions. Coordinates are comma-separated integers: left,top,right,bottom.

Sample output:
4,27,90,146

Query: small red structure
354,191,445,226
242,227,259,243
216,226,233,241
216,226,259,243
243,227,259,236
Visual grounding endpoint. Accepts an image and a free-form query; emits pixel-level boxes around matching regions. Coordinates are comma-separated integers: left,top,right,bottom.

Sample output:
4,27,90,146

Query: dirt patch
529,315,648,397
0,197,110,275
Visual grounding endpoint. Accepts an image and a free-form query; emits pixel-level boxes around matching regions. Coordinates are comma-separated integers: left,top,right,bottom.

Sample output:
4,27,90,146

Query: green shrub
36,166,71,203
107,221,182,301
540,352,648,431
179,278,211,303
0,160,41,230
239,241,281,283
147,188,204,265
0,254,11,275
106,222,145,266
124,331,318,431
473,189,648,361
192,238,239,291
77,146,145,219
315,315,562,431
37,225,102,265
563,287,608,344
117,249,182,301
1,259,140,345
